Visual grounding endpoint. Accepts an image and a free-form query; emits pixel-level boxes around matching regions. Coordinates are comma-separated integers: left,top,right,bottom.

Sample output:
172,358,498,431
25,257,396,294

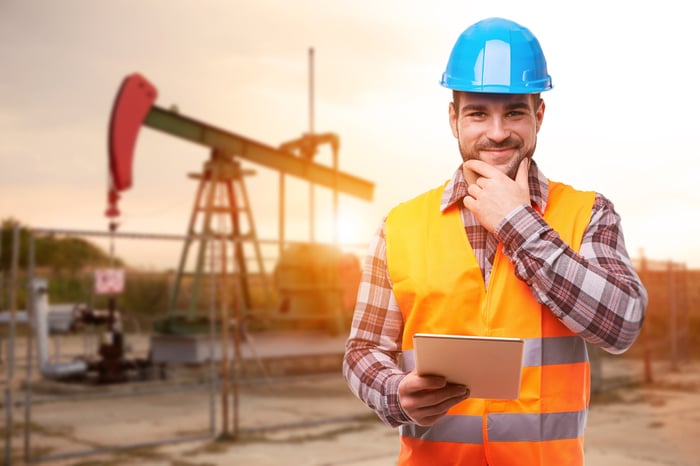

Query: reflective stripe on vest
488,410,588,442
401,415,483,444
399,410,587,443
386,179,595,465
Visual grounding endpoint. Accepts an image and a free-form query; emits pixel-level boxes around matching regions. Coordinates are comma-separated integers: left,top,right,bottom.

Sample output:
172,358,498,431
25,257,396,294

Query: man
342,17,647,465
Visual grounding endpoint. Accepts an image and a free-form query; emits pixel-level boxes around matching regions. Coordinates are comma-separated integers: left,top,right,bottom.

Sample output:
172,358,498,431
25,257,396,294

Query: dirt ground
3,334,700,466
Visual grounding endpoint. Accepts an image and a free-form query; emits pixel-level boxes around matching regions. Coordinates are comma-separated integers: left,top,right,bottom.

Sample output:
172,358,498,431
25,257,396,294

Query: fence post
679,263,689,363
4,222,19,466
668,260,678,372
640,253,653,383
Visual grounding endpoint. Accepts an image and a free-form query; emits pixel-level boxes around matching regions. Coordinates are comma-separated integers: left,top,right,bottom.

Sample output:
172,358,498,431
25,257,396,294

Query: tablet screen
412,333,524,400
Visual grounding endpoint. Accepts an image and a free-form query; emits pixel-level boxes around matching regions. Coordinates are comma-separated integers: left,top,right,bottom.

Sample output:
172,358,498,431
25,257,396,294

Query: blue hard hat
440,17,552,94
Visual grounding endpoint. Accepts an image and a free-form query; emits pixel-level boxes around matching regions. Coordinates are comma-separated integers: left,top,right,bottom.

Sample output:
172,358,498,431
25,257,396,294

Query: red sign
94,268,125,295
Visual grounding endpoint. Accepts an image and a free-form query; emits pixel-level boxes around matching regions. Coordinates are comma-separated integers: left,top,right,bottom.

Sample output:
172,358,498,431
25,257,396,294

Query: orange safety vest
385,180,595,466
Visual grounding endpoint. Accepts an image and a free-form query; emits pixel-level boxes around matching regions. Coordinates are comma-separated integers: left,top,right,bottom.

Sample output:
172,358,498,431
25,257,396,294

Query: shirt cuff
383,373,413,427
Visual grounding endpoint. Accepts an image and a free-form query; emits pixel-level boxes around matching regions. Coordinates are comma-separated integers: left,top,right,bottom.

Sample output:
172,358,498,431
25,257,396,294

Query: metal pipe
29,226,327,247
4,222,19,466
31,227,188,241
231,245,244,438
332,145,339,245
278,173,285,260
207,240,217,436
30,278,88,378
219,230,230,437
23,228,35,462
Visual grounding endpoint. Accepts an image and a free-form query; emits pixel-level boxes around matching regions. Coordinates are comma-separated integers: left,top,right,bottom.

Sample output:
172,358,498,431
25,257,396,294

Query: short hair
452,91,542,114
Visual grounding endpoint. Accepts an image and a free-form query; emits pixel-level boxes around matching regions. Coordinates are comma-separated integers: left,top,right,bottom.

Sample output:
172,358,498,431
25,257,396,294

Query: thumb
515,158,530,191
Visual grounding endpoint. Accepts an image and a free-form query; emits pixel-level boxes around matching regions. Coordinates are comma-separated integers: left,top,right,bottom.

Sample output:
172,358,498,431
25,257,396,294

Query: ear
535,98,545,133
448,101,459,138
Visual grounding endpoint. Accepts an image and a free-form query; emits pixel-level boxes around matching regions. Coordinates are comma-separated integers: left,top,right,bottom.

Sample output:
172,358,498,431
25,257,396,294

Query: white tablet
412,333,525,400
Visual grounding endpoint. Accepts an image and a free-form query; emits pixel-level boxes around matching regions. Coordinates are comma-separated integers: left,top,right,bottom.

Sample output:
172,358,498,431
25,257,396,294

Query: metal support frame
167,149,274,324
142,105,372,202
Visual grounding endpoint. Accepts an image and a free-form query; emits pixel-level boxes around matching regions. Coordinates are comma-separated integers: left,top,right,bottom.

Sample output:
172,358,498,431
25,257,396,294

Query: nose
485,116,510,142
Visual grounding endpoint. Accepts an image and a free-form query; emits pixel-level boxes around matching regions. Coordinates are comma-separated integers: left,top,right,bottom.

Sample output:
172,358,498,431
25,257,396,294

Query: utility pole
308,46,315,242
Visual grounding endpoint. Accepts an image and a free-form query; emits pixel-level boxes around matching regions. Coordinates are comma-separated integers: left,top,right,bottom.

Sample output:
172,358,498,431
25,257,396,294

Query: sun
334,214,359,246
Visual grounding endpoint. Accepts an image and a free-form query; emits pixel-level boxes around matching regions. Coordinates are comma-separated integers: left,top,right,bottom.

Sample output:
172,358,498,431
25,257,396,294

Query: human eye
506,109,527,117
466,111,487,119
505,103,531,119
505,109,531,121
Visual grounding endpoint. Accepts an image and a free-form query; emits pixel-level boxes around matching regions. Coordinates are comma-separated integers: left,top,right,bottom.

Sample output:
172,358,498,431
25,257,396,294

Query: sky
1,0,699,269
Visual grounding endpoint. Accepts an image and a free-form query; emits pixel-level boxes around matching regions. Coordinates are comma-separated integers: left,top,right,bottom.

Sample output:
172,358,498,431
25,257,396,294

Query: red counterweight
105,73,158,218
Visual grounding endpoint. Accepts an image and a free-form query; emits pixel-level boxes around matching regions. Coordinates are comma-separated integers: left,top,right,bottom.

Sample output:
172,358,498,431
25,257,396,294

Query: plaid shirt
342,161,648,427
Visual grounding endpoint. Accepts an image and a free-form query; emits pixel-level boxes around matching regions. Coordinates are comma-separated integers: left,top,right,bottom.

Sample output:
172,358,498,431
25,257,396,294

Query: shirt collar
440,159,549,213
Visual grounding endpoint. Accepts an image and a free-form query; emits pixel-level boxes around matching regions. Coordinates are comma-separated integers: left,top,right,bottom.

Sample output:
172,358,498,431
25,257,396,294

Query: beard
458,137,537,180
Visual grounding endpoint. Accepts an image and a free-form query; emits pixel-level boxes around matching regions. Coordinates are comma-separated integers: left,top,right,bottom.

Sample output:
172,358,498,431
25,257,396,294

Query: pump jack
106,73,374,337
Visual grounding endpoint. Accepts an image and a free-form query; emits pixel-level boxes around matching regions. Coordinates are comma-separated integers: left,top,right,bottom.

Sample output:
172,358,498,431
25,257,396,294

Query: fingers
464,175,488,201
464,158,529,183
462,163,479,185
461,157,531,232
407,382,469,409
399,373,471,426
515,157,530,190
463,159,498,180
400,373,449,391
405,384,470,426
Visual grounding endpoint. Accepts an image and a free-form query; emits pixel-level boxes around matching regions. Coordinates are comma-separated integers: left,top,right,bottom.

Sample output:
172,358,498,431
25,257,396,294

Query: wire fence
2,224,697,464
1,223,368,464
589,256,697,394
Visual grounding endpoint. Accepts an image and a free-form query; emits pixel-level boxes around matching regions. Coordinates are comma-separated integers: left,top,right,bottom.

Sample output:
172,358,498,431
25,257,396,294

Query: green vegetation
1,219,164,328
1,218,122,274
0,218,267,332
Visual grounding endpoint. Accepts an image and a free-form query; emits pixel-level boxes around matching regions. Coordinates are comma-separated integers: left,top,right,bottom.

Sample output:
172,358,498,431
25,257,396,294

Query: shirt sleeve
496,194,648,354
342,221,412,427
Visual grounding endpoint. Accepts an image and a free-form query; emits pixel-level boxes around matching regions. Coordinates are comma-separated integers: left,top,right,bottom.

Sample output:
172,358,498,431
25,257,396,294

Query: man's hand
462,158,531,233
398,371,470,426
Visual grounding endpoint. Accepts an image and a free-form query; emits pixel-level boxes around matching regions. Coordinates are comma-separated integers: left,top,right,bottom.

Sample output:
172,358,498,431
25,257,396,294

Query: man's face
449,92,545,180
